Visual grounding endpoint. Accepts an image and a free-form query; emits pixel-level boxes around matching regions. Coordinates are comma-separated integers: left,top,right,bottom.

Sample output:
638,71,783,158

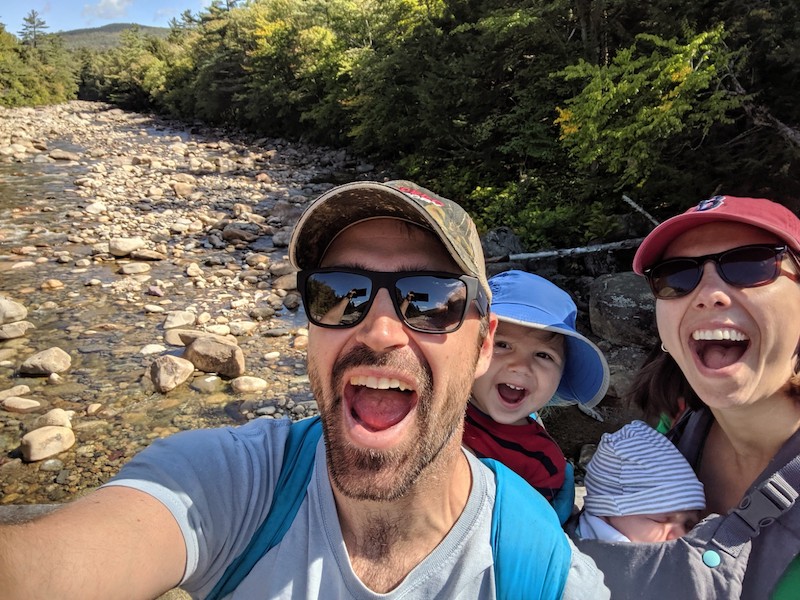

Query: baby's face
471,321,565,425
606,510,701,542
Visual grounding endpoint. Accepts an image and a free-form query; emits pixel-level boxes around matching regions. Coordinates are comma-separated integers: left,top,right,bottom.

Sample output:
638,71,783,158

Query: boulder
19,347,72,375
21,426,76,462
183,337,246,378
150,355,196,393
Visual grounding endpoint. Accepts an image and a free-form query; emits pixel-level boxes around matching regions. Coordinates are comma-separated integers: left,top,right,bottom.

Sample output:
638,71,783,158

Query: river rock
190,375,225,393
205,324,231,336
231,376,268,393
164,310,196,329
0,320,36,339
140,343,167,355
32,408,73,429
41,279,65,290
186,262,204,277
149,355,196,392
130,249,166,261
0,297,27,324
2,397,42,413
172,329,237,346
49,148,80,161
109,236,146,257
119,262,152,274
172,182,195,197
19,347,72,375
0,384,31,401
183,337,246,377
21,426,76,461
228,321,258,336
84,201,107,214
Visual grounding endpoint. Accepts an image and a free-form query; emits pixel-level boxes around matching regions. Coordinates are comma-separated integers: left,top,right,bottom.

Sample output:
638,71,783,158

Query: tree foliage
555,27,741,189
1,0,799,247
0,20,76,107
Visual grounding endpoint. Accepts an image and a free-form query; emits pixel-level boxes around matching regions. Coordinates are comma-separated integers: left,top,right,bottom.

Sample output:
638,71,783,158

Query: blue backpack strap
206,416,323,600
552,461,576,525
481,458,572,600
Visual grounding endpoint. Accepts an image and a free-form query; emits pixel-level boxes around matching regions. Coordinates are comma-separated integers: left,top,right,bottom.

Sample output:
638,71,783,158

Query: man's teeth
350,375,412,391
692,329,749,341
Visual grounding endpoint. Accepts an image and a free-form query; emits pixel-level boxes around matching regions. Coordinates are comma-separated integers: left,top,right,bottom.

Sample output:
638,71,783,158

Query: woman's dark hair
627,343,702,423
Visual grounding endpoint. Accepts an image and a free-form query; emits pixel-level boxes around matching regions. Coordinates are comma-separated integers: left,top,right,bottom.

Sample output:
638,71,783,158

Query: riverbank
0,101,384,504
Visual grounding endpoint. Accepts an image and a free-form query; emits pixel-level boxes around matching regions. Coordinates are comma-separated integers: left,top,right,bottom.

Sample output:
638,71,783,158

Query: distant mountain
58,23,169,51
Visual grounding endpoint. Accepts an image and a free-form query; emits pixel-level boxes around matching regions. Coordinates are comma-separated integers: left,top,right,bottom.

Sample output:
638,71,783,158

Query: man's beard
309,344,478,501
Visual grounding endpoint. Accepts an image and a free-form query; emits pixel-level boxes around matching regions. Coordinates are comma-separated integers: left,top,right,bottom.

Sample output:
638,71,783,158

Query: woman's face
655,222,800,410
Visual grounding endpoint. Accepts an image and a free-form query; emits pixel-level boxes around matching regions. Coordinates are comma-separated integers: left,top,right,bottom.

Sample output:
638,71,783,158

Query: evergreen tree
19,10,48,48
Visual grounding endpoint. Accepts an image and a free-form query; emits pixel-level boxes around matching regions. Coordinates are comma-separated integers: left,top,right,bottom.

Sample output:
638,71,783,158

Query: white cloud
82,0,133,21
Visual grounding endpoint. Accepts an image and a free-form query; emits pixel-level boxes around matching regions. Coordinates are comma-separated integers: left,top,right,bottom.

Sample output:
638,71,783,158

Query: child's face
606,510,701,542
471,321,565,425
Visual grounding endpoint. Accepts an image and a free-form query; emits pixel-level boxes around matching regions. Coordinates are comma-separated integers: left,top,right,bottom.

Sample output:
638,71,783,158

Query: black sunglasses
297,268,489,333
644,244,799,299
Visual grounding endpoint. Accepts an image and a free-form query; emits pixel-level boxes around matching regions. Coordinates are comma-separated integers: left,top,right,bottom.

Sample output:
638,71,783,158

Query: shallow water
0,128,316,503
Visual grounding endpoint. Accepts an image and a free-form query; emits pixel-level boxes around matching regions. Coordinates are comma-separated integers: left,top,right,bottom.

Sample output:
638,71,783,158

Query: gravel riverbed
0,100,382,505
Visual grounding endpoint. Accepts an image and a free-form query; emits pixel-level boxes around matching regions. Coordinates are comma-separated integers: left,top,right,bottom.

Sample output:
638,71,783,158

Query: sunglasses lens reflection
302,271,469,332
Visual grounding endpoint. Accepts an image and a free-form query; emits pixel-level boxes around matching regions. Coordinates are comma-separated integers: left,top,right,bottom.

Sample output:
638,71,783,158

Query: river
0,102,341,504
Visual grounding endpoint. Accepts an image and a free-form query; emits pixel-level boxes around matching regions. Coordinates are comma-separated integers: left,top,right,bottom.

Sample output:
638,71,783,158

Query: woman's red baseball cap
632,195,800,274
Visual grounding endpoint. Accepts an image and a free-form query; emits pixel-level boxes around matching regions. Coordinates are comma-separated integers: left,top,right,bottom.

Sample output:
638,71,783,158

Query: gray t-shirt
106,418,607,599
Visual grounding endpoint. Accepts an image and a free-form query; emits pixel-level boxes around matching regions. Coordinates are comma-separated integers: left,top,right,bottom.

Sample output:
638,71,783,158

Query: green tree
19,10,48,47
555,27,741,190
101,27,170,109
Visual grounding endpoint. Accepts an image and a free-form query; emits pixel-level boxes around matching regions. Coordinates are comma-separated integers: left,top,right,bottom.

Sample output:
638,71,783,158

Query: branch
729,73,800,149
621,195,660,226
486,238,645,263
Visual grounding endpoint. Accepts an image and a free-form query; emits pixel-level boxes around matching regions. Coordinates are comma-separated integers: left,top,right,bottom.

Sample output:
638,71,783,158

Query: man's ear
474,313,498,379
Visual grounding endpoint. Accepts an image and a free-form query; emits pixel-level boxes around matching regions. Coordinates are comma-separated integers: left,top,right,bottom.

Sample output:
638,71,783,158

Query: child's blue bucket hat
489,270,610,408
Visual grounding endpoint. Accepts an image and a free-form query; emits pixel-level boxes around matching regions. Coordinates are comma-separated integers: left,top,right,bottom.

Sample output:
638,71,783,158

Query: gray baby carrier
567,408,800,599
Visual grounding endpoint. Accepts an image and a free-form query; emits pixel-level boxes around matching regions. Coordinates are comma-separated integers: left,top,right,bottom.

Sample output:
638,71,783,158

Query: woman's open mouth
691,328,750,370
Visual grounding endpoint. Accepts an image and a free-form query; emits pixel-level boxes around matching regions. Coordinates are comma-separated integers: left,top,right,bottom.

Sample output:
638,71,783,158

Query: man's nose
355,288,410,351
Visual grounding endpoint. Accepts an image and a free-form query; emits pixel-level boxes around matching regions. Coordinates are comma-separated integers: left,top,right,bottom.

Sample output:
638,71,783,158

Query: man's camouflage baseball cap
289,180,490,301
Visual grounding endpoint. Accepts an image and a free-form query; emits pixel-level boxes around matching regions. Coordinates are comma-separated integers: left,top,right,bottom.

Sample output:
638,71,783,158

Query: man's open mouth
691,328,750,370
346,375,417,431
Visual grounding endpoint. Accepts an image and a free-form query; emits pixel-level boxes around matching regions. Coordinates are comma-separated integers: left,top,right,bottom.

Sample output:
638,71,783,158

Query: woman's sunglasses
644,244,799,299
297,268,489,333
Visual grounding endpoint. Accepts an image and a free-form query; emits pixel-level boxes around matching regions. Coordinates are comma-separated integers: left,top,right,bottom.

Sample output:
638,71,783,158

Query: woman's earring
661,342,668,353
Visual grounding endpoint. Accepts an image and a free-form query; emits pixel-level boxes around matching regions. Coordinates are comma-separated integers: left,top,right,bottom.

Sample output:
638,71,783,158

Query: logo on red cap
695,196,725,212
396,186,444,207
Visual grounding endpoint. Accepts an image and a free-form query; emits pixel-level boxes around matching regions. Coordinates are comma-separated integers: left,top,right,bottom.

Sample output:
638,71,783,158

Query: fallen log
486,237,646,263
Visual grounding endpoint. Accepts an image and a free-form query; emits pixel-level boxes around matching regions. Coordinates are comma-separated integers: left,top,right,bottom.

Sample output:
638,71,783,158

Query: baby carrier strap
571,408,800,599
734,421,800,597
206,419,571,600
480,458,571,600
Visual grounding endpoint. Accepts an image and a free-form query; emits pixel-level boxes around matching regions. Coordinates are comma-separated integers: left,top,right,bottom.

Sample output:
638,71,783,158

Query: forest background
2,0,799,250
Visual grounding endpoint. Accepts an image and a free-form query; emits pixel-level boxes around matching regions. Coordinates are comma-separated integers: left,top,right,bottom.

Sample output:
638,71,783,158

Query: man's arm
0,486,186,600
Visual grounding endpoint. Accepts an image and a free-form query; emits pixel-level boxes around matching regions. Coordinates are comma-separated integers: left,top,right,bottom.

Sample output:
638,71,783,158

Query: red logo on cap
695,196,725,212
397,186,444,207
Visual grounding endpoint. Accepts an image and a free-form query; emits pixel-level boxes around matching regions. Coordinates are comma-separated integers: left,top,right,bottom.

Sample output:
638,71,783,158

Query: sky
1,0,214,35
